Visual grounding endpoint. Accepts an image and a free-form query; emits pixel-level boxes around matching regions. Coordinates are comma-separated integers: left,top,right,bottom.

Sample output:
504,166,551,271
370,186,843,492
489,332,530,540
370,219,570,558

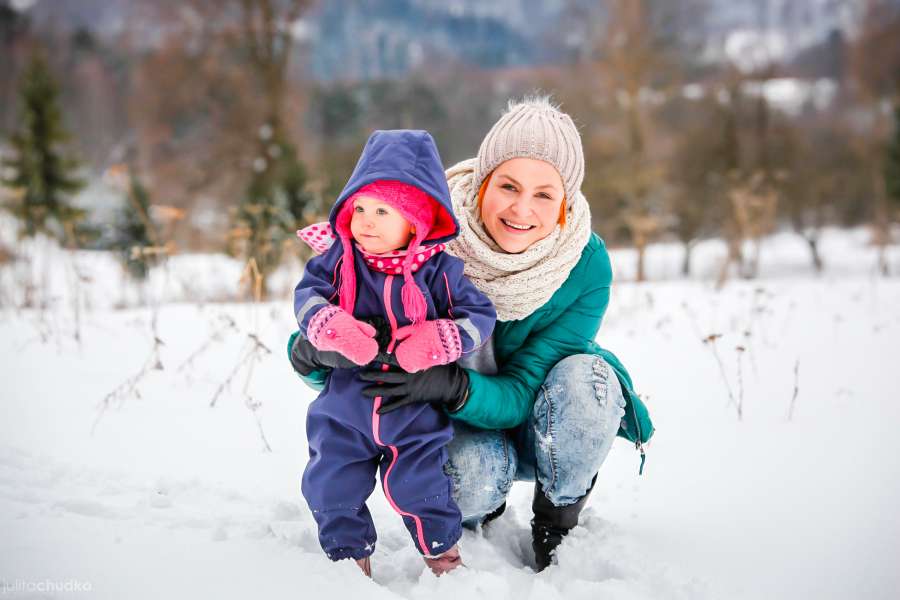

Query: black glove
359,363,470,414
290,331,357,375
290,316,395,376
365,315,392,353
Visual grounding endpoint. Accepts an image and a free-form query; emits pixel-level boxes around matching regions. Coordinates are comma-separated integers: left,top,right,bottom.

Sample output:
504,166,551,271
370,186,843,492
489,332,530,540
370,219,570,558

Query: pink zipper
372,275,429,555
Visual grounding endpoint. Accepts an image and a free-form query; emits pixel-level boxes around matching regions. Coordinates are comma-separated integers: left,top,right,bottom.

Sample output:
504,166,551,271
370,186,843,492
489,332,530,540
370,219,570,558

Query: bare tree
728,172,779,281
594,0,675,281
667,97,733,276
846,0,900,275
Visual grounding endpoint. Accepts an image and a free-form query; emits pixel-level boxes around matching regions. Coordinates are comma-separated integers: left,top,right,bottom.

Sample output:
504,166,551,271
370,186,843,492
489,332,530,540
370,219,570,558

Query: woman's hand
359,364,470,414
290,333,359,375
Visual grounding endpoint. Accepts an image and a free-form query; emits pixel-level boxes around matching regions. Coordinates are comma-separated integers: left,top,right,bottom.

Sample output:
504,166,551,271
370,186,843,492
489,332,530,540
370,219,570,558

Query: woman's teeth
501,219,534,231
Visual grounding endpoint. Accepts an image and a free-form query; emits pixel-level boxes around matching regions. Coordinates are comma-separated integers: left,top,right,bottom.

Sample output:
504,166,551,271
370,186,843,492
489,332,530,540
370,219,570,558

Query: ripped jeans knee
521,354,626,505
444,422,516,525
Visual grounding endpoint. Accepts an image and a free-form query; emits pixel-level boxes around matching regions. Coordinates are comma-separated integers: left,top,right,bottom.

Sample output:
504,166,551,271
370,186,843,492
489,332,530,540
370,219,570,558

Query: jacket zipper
383,275,398,351
629,391,646,475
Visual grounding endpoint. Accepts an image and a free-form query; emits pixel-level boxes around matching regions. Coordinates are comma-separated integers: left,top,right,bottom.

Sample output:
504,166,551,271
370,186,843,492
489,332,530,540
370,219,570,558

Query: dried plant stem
240,342,273,452
209,342,257,408
209,333,272,408
681,301,704,341
176,315,238,374
63,249,86,346
703,334,741,420
94,293,165,432
787,359,800,421
93,335,164,433
209,259,271,450
247,398,273,453
735,346,746,420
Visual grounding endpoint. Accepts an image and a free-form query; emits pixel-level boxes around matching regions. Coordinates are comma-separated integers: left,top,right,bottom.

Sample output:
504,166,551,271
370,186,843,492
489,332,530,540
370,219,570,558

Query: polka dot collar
356,241,446,275
297,221,445,274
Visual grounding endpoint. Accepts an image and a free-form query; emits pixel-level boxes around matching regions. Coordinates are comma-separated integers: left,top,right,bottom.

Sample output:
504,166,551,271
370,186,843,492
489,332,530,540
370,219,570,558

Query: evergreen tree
231,125,313,299
279,141,315,226
1,52,85,242
113,170,159,281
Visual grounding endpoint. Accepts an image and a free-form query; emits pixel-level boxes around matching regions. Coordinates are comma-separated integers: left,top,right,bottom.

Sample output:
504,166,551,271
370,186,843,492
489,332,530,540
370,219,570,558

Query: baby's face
350,196,413,255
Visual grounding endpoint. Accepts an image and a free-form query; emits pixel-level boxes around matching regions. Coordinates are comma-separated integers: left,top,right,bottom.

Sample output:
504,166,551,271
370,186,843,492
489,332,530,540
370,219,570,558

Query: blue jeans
444,354,626,526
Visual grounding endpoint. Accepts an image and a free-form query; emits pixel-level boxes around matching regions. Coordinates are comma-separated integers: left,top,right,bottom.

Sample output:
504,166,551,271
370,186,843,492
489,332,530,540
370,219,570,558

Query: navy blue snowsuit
294,130,496,561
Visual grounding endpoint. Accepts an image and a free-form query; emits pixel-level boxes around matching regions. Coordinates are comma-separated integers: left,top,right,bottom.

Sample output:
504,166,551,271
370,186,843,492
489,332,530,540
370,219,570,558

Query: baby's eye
354,205,364,213
376,208,388,216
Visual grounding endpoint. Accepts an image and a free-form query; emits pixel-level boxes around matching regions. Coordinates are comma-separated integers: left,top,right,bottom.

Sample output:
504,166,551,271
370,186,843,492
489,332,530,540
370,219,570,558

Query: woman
290,97,654,572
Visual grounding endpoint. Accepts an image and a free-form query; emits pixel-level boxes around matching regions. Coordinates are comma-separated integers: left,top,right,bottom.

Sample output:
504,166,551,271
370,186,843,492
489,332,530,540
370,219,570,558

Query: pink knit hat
333,180,451,324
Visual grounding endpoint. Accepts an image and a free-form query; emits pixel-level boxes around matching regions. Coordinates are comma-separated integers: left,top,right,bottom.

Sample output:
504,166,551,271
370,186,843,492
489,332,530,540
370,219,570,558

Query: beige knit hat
474,96,585,202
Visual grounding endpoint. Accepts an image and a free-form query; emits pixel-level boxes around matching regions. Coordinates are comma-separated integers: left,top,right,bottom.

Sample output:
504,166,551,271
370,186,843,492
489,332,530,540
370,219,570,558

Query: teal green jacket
289,234,654,469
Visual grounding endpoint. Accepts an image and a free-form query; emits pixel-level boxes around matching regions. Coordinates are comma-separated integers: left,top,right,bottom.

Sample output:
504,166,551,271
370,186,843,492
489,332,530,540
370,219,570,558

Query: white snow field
1,227,899,600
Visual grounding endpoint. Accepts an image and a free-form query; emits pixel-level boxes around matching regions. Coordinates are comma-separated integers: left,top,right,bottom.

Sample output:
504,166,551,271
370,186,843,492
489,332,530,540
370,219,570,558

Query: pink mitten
393,319,462,373
306,306,379,366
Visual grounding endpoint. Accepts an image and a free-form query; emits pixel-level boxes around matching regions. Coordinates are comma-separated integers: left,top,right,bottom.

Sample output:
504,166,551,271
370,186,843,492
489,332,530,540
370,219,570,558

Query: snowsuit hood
329,130,458,244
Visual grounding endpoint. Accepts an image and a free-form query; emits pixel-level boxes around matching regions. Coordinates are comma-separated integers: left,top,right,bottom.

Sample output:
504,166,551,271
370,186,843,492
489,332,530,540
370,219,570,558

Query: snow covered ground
2,227,899,599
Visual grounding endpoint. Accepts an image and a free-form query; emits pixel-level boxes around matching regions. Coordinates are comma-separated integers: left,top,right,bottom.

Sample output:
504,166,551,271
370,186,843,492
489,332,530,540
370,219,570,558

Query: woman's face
480,158,565,254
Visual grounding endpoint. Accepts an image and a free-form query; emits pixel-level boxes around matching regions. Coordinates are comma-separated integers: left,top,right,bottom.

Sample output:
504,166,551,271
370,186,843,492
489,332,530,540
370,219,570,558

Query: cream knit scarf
445,158,592,321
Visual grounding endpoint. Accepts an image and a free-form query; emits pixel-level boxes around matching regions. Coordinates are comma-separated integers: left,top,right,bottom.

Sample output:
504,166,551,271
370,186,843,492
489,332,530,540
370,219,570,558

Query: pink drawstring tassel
401,276,427,324
400,239,427,324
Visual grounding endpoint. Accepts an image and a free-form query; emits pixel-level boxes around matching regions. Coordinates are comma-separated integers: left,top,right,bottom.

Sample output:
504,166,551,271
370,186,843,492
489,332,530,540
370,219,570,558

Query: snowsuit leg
302,370,462,560
373,398,462,557
301,374,380,561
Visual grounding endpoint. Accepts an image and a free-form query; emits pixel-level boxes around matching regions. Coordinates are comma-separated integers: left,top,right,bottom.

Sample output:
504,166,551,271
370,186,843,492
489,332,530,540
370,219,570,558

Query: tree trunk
805,235,824,273
877,243,890,276
716,232,742,290
873,166,891,277
681,240,693,277
636,242,646,282
744,237,761,280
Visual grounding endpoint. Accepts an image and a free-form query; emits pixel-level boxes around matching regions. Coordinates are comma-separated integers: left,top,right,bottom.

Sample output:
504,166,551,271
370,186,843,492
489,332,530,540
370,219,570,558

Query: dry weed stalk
735,345,746,420
93,329,165,434
208,257,274,451
208,333,271,408
702,333,741,420
787,359,800,421
176,314,239,375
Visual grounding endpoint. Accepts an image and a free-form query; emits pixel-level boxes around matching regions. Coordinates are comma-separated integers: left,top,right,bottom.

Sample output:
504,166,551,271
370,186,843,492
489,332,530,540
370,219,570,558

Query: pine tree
231,125,313,299
1,52,85,242
113,170,159,281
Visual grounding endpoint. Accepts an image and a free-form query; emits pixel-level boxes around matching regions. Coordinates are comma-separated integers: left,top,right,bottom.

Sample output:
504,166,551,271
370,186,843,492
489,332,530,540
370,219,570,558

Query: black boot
531,474,597,571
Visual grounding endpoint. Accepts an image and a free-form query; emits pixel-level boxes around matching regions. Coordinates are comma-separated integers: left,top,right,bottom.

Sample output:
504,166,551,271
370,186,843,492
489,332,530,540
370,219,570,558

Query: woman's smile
499,218,536,232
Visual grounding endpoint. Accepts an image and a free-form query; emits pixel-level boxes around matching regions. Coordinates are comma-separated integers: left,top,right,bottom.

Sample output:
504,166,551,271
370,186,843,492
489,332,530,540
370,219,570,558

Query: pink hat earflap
334,201,357,315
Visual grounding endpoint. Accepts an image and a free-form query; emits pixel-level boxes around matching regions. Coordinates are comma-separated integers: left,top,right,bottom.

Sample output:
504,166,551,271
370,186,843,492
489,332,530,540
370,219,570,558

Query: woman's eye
501,183,516,192
537,193,552,200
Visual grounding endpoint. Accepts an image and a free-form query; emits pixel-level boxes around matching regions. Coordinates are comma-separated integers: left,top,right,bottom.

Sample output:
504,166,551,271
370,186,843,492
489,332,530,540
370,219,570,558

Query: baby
292,130,496,577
